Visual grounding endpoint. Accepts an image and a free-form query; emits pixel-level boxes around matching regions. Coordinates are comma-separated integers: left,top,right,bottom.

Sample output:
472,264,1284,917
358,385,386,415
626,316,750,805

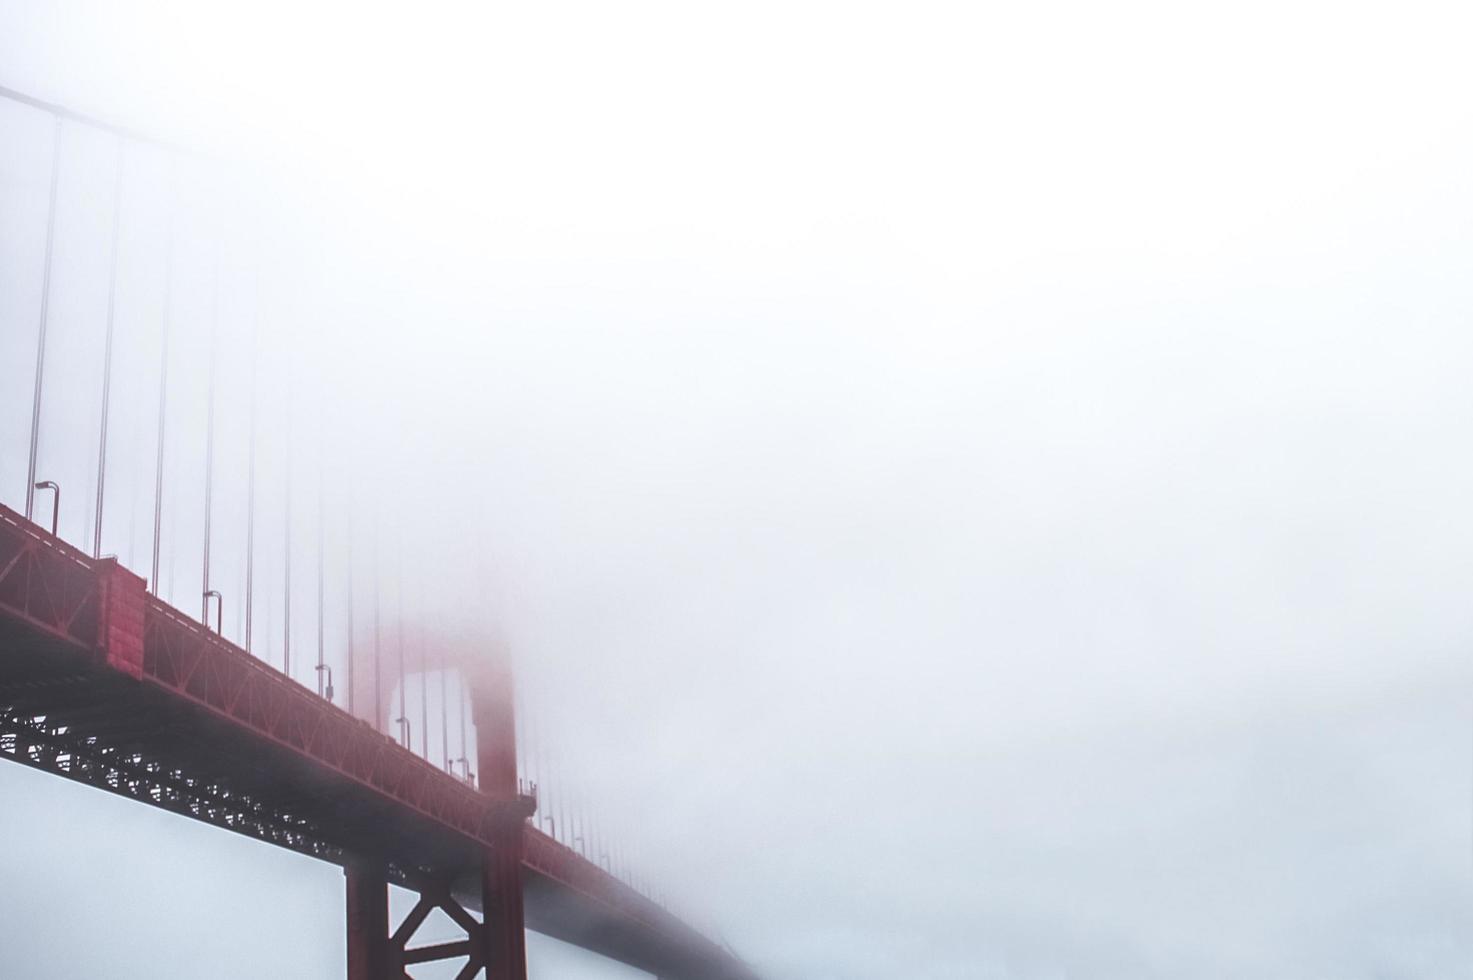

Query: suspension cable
438,642,448,770
0,83,201,158
316,421,325,697
283,366,293,679
200,226,219,622
515,688,525,790
244,262,259,651
396,535,407,749
346,500,356,717
454,594,473,778
458,653,469,778
24,116,62,523
373,517,382,732
558,741,569,845
149,173,174,596
419,616,429,761
93,138,124,557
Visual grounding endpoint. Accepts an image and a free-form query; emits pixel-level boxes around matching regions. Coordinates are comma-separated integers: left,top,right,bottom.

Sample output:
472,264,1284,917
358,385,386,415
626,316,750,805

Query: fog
2,1,1472,978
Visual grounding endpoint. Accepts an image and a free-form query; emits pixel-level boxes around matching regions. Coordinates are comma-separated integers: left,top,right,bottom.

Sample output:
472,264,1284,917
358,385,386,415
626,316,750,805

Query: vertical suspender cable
557,742,568,843
532,705,541,802
515,689,525,788
540,728,553,837
316,426,325,697
373,517,382,732
438,643,448,770
93,138,124,556
25,116,62,522
283,368,293,678
419,619,428,761
563,750,572,846
458,660,469,780
166,485,179,598
536,715,544,808
200,232,219,622
346,503,355,717
244,264,259,651
571,789,583,854
396,538,407,749
149,176,175,596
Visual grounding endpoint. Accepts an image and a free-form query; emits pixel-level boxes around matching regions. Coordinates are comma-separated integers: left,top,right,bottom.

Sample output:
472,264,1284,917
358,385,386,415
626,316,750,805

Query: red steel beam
346,859,391,980
0,504,758,980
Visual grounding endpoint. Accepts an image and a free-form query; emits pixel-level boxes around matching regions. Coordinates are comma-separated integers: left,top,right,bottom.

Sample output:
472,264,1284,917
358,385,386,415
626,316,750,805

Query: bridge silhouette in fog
0,84,758,980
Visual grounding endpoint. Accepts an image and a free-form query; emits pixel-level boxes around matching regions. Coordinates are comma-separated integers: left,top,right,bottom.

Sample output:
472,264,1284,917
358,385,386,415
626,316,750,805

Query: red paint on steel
467,653,530,978
0,504,758,980
96,559,145,678
471,660,519,800
483,839,529,980
345,860,391,980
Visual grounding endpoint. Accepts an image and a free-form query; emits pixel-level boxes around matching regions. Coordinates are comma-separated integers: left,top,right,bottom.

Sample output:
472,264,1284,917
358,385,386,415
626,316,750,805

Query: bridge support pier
341,650,532,980
480,842,528,980
343,856,526,980
345,860,390,980
471,655,529,980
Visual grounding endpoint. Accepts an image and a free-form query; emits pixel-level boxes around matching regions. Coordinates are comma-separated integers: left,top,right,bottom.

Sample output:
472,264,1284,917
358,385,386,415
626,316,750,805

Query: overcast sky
1,2,1472,978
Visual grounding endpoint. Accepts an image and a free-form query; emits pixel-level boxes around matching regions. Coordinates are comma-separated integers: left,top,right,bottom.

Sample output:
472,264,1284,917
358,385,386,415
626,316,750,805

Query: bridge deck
0,504,752,980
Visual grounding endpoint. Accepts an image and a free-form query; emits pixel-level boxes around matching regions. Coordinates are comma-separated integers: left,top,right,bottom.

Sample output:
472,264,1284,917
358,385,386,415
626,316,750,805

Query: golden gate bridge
0,84,759,980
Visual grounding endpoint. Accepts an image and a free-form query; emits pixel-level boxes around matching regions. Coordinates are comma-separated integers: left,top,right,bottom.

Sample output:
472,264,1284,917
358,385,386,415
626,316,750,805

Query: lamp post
33,481,59,536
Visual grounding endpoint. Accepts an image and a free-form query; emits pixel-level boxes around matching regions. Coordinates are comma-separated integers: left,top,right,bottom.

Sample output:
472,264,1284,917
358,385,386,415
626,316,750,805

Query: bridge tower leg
338,641,530,980
480,841,528,980
345,860,390,980
472,656,529,980
345,858,529,980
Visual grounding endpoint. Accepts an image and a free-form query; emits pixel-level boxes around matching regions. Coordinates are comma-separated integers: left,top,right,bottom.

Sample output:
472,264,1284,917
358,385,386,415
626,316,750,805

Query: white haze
2,1,1472,978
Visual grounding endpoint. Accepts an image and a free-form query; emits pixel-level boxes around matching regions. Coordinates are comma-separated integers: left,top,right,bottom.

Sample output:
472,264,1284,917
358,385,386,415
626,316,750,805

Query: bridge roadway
0,504,756,980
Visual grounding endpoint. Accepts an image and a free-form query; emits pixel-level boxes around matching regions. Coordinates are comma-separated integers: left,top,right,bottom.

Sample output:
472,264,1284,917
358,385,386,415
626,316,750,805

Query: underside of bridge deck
0,504,756,980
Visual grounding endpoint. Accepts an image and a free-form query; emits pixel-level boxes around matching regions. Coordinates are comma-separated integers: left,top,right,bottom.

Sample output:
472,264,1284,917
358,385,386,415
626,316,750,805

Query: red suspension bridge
0,85,759,980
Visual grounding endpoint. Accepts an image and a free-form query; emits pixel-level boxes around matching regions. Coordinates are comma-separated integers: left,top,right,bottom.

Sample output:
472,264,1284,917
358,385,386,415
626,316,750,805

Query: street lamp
33,481,58,536
202,589,223,634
